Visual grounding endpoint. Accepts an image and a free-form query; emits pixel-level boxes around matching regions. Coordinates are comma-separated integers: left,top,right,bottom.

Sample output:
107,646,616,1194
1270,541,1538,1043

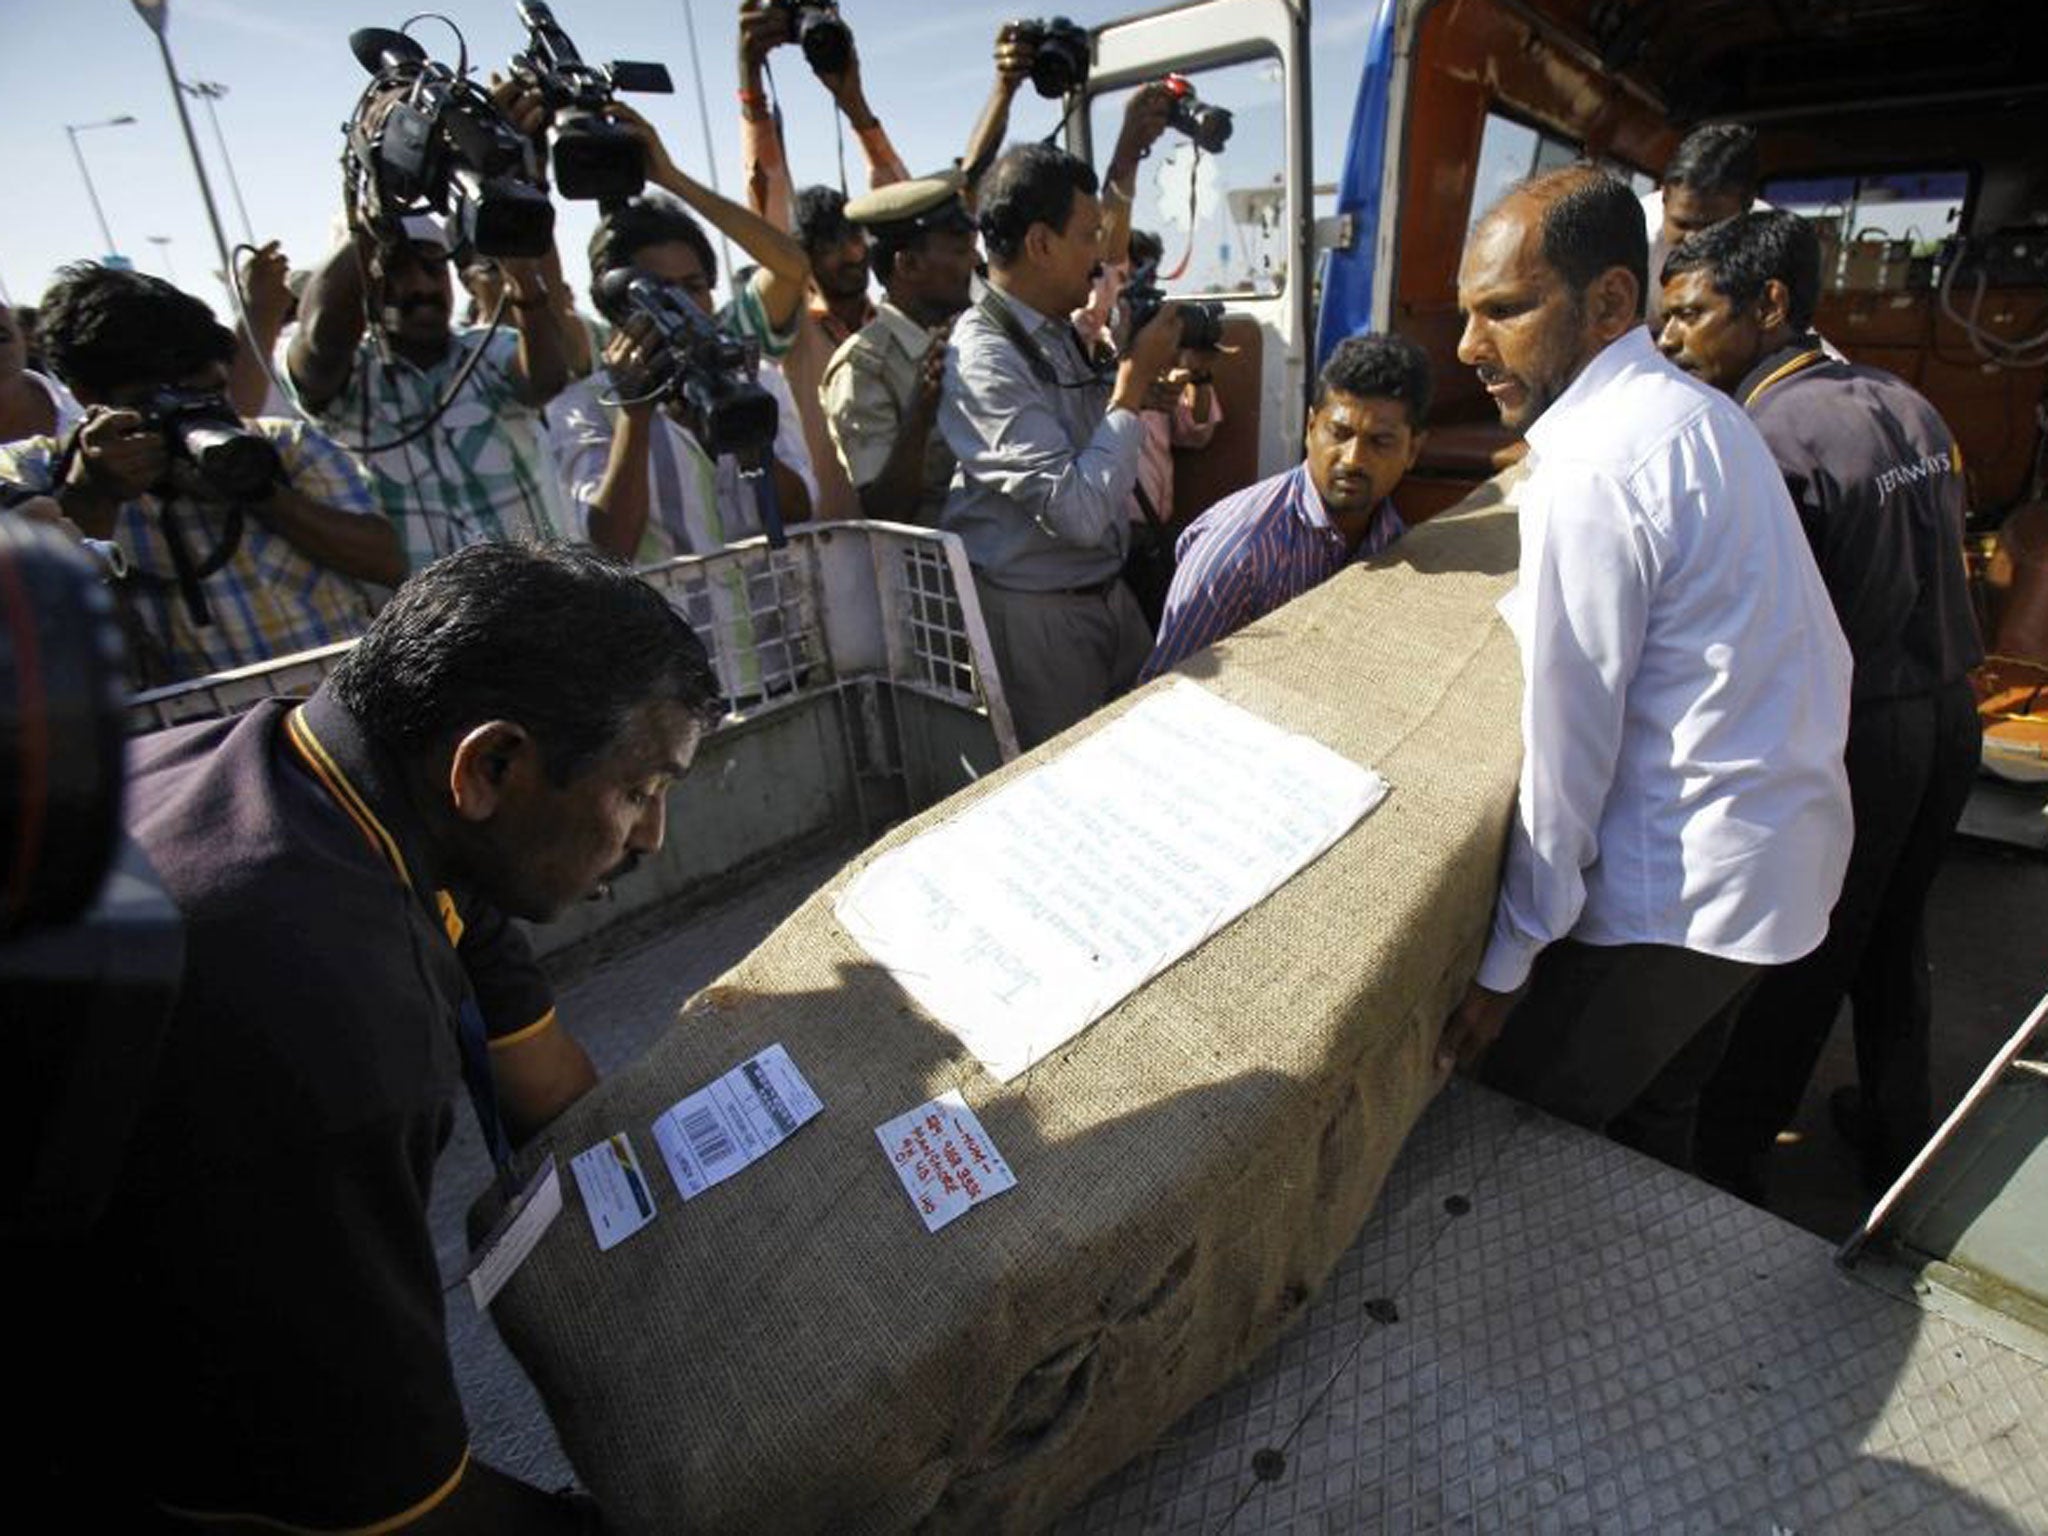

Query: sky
0,0,1375,317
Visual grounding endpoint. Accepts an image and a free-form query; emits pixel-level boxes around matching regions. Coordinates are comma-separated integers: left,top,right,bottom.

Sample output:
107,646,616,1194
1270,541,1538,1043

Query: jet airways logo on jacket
1874,446,1959,501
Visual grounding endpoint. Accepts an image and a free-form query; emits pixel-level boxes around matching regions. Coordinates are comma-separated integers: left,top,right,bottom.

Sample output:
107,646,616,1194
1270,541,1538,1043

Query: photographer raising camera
287,61,576,571
939,128,1217,751
0,265,401,685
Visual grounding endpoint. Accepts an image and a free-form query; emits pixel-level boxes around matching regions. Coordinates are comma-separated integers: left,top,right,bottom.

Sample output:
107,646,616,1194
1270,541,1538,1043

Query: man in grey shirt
939,143,1185,750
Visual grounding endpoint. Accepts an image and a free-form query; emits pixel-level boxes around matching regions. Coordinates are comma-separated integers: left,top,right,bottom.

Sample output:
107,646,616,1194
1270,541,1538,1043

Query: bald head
1457,166,1649,434
1477,165,1648,320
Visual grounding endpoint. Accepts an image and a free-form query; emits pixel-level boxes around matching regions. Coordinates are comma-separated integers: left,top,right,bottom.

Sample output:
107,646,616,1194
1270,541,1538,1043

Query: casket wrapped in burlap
484,482,1524,1533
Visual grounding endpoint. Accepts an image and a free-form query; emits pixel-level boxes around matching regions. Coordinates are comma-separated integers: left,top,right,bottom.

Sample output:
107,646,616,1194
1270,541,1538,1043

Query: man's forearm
290,243,371,412
739,102,793,229
1029,408,1146,548
647,162,810,329
229,316,286,420
507,280,571,408
53,479,121,540
961,80,1021,193
769,454,812,525
855,411,935,519
583,413,657,559
259,485,406,586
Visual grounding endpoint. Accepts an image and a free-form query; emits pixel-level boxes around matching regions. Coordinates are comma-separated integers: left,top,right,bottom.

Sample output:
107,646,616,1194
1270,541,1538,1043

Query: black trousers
1695,678,1981,1177
1480,940,1761,1171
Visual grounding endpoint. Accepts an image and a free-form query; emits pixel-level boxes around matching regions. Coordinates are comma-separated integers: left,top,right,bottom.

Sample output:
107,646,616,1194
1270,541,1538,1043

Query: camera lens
0,520,128,936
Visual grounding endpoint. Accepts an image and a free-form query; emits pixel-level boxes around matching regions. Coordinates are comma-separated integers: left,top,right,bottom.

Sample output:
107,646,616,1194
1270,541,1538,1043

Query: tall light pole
148,235,177,280
181,80,255,246
130,1,238,318
677,0,737,286
64,114,138,260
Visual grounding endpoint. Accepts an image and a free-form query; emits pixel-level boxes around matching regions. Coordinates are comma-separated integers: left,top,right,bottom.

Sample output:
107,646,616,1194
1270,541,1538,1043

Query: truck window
1764,169,1970,253
1088,56,1289,298
1465,111,1654,237
1467,112,1581,235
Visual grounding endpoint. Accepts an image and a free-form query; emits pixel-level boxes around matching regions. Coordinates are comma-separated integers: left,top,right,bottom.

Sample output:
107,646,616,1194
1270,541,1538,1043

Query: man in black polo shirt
1657,210,1983,1198
85,544,720,1530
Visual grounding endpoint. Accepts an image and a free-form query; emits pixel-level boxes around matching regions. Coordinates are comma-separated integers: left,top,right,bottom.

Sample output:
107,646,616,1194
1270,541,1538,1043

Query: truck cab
1078,0,2047,539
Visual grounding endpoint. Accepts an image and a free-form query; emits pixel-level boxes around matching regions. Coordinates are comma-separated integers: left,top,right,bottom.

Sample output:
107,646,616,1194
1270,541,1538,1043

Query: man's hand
739,0,791,75
241,241,294,337
993,23,1038,94
602,318,667,420
67,409,167,504
1111,302,1185,413
488,72,550,146
913,337,947,423
1437,982,1516,1076
1112,81,1175,171
813,32,867,113
602,100,682,194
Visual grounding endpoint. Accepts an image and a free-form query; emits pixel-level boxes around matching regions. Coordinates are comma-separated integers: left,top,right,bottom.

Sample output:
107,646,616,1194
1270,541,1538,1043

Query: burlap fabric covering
482,476,1526,1533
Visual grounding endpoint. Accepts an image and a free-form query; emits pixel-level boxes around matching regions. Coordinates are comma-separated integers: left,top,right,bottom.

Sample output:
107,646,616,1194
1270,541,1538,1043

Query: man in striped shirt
1139,334,1430,681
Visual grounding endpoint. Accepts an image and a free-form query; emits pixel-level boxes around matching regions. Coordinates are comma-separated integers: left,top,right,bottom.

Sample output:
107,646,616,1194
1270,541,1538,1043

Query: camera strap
977,290,1108,390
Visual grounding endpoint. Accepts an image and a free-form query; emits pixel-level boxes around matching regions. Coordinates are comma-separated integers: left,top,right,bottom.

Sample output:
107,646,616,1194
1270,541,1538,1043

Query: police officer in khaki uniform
821,175,980,524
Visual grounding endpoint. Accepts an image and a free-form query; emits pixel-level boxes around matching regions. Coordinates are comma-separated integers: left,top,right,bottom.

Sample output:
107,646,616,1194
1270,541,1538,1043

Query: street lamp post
181,80,256,247
64,114,138,260
148,235,177,280
130,1,239,319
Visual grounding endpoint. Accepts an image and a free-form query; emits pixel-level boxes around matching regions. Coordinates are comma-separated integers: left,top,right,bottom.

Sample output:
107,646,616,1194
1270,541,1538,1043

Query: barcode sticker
652,1043,823,1200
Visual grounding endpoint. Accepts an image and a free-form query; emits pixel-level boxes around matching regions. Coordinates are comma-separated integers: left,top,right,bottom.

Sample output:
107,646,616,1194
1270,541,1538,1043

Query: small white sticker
570,1133,658,1252
875,1090,1017,1233
652,1043,823,1200
466,1156,563,1309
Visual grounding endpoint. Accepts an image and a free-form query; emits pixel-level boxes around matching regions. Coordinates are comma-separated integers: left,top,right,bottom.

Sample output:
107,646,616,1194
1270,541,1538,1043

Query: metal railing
126,524,1017,760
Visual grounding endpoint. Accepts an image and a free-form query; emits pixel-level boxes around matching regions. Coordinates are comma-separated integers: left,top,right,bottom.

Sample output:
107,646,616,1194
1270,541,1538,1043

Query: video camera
773,0,854,75
1124,258,1225,354
1009,16,1091,99
593,270,780,462
138,387,282,505
1161,73,1232,153
510,0,673,202
345,24,554,259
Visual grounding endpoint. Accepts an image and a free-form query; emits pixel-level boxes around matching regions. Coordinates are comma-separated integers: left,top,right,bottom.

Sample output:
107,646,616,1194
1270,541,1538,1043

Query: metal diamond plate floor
1055,1081,2048,1536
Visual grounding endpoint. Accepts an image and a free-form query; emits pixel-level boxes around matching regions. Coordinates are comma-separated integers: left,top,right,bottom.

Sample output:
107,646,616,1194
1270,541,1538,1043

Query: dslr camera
137,387,283,504
1161,73,1232,153
510,0,673,202
1124,258,1225,354
773,0,855,75
594,270,780,463
1009,16,1091,98
345,24,554,258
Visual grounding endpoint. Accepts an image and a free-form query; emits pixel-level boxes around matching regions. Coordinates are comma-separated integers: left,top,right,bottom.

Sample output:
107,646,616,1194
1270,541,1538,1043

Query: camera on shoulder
345,22,554,259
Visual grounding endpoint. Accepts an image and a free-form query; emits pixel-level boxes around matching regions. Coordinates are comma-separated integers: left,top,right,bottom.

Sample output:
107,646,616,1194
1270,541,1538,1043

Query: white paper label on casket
834,680,1388,1081
652,1043,823,1200
875,1090,1017,1232
570,1133,659,1251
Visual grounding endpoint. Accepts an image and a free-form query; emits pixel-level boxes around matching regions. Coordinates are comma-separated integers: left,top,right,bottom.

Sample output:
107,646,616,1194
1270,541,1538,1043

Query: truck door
1075,0,1314,515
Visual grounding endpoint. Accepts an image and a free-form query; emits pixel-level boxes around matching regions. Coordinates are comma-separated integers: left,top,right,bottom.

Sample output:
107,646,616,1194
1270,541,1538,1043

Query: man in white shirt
1437,165,1853,1172
1640,124,1763,326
